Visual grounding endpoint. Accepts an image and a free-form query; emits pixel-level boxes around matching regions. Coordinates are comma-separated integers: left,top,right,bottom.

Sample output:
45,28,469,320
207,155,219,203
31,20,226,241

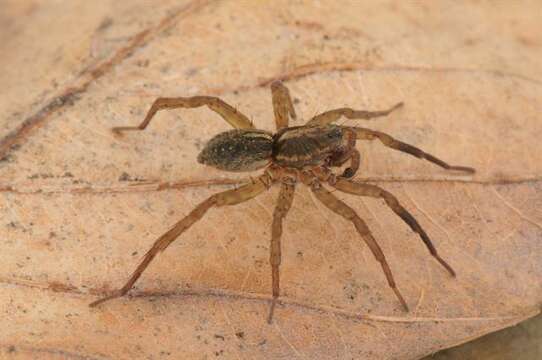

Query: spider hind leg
89,174,272,308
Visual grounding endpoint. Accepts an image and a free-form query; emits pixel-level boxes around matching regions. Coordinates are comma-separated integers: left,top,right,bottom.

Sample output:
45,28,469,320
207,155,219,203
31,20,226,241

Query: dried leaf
1,1,541,359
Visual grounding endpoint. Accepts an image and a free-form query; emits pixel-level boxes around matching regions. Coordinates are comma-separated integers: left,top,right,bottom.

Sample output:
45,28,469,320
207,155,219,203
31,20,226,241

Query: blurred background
427,313,541,359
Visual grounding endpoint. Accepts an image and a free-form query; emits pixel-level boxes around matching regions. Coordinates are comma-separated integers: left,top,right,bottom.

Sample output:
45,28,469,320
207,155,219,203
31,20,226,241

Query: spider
89,81,475,323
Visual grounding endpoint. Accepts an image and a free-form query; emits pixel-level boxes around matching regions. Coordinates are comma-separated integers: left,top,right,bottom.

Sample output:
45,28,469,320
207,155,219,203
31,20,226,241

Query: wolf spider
90,81,475,323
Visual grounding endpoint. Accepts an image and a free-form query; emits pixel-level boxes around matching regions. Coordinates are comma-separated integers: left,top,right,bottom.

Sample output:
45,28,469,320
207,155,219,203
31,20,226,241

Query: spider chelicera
90,81,475,323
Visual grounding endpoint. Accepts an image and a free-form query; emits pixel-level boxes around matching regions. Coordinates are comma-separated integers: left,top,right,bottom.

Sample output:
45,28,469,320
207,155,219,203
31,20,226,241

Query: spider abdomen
272,125,353,168
198,129,273,171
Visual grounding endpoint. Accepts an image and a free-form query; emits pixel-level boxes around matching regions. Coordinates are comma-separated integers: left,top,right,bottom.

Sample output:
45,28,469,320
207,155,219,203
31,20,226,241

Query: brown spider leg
333,178,456,276
112,96,254,134
310,181,409,311
306,102,403,126
271,80,297,131
351,127,475,173
89,175,271,308
341,149,361,178
268,181,296,324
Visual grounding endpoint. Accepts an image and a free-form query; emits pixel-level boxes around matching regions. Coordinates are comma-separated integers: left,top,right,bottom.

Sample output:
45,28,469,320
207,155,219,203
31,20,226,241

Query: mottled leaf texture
1,1,541,359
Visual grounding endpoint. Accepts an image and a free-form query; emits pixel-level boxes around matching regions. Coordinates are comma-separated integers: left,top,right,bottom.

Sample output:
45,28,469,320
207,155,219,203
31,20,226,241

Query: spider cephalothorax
92,81,475,323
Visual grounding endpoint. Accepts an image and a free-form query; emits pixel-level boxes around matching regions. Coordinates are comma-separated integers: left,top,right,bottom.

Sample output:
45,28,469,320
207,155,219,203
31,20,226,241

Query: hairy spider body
93,81,475,324
197,129,273,171
198,125,356,173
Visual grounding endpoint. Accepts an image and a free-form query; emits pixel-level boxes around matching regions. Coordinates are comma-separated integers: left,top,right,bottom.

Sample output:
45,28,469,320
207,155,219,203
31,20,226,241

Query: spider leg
268,182,296,323
271,80,297,131
306,102,403,126
351,127,475,173
89,174,272,307
332,178,456,276
112,96,254,134
310,181,409,312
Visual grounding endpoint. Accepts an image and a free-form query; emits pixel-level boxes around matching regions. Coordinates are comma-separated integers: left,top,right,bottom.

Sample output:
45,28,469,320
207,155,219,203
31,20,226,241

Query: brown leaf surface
1,1,541,359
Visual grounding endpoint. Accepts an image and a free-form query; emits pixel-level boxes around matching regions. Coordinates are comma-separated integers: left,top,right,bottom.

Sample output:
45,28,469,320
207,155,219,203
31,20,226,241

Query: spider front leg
333,178,456,276
352,127,475,173
268,182,296,323
310,181,409,312
89,175,271,307
113,96,254,134
306,102,403,126
271,80,297,131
